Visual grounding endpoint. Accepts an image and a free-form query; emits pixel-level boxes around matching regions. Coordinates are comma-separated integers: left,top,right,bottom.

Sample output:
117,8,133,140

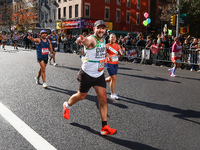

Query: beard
95,32,105,39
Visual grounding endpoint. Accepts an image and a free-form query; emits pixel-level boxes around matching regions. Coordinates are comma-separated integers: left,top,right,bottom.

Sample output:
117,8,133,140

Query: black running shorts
37,58,48,64
77,69,106,93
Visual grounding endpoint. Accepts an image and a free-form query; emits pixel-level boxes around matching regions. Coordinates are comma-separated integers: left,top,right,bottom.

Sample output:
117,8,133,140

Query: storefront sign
62,20,80,29
81,19,112,30
56,21,62,29
59,19,113,30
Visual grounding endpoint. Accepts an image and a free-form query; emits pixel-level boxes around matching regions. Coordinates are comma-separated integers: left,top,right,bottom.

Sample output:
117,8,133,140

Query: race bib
98,59,105,72
112,56,119,62
42,48,49,55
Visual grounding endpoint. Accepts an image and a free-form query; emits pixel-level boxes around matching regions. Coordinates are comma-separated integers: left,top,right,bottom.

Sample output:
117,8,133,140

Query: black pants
25,41,29,49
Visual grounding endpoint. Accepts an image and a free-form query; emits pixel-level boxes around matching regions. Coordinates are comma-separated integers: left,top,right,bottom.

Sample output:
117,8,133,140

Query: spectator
24,33,30,49
145,36,152,49
182,39,190,63
190,38,198,71
118,35,124,45
150,39,159,65
162,35,170,60
105,30,111,44
195,38,200,72
125,36,132,46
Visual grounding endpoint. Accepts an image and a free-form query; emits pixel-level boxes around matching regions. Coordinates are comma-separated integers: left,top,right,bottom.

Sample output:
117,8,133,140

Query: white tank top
81,35,106,78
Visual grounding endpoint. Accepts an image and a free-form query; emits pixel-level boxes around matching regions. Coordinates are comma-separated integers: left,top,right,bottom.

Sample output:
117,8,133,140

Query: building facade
57,0,150,36
39,0,59,29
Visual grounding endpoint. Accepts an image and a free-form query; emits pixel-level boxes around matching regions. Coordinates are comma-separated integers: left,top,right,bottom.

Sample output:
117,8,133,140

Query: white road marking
0,102,57,150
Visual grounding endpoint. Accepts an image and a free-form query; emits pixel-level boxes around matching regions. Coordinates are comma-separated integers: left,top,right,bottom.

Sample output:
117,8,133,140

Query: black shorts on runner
77,69,106,93
13,40,18,44
37,58,48,64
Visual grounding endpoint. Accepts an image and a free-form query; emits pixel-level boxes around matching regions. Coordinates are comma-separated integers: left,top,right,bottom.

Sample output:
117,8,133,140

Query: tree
160,0,200,37
11,9,37,32
0,1,13,32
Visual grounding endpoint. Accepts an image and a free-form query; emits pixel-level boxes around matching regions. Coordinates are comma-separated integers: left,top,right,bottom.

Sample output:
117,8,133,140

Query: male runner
63,20,117,135
2,33,7,50
13,32,19,50
48,29,59,66
28,30,53,88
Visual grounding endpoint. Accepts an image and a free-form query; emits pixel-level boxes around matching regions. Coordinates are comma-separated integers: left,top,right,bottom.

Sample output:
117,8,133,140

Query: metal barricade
122,45,200,67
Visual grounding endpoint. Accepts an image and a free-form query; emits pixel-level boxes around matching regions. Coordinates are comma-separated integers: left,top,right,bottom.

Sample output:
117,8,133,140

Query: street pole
176,0,180,37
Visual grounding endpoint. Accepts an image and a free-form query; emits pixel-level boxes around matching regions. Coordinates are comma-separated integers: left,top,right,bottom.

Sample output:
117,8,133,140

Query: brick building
57,0,150,36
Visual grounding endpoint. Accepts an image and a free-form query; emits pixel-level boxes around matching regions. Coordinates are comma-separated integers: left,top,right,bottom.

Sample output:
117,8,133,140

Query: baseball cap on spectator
94,20,106,27
51,29,56,32
40,30,47,34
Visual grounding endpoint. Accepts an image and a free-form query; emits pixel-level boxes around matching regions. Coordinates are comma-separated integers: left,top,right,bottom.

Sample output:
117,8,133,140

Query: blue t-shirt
36,38,50,59
50,34,57,46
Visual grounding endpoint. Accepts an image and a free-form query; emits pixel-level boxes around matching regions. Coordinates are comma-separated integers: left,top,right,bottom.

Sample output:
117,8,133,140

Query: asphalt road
0,46,200,150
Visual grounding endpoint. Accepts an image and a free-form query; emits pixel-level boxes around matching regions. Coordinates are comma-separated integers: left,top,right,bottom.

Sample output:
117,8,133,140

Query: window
105,7,109,20
126,11,130,23
69,6,72,18
137,0,140,9
127,0,130,7
53,9,56,20
64,0,67,2
75,4,78,17
85,3,90,18
116,9,120,22
117,0,120,5
105,0,109,3
63,7,66,18
58,8,61,19
58,0,61,3
136,13,140,25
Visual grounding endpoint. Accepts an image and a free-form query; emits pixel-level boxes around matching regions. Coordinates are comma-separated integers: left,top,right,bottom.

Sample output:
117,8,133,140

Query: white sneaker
43,82,48,88
53,63,57,66
170,74,176,77
190,69,195,72
35,77,40,84
111,93,119,100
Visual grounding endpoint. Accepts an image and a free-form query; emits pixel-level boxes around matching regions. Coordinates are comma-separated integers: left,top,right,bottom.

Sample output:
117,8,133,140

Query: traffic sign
180,14,187,17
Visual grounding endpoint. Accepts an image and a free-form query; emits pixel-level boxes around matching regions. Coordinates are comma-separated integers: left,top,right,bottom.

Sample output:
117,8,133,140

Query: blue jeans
190,53,197,70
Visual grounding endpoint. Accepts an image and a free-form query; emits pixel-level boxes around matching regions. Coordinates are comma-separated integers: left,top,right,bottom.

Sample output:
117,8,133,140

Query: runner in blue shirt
28,30,53,88
48,29,59,66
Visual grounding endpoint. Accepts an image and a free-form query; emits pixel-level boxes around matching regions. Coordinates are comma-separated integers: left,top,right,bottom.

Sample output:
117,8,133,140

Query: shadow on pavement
119,95,200,125
47,85,128,109
118,67,142,71
118,73,181,84
56,65,80,71
70,122,159,150
177,76,200,81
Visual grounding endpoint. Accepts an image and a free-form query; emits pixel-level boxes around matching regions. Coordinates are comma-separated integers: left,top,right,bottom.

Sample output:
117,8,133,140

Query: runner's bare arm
118,44,125,57
28,36,40,44
106,44,112,61
48,39,53,53
76,35,95,49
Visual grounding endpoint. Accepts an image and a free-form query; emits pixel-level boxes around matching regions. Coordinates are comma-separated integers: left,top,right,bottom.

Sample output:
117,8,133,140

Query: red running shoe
63,102,70,119
100,125,117,135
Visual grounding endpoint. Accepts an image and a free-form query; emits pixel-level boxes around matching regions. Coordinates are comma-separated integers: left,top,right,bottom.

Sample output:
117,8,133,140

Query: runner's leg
94,86,107,122
68,91,87,106
39,60,47,82
110,75,117,94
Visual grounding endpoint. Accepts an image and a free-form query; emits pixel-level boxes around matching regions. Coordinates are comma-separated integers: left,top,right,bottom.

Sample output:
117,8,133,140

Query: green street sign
180,14,187,17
